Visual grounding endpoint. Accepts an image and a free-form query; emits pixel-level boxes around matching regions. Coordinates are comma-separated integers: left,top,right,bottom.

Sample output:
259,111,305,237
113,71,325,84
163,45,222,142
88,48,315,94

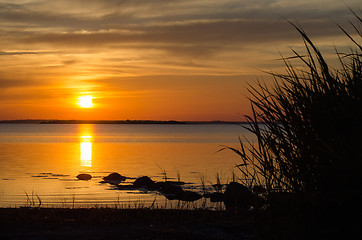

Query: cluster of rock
77,172,266,210
77,173,202,202
119,175,202,202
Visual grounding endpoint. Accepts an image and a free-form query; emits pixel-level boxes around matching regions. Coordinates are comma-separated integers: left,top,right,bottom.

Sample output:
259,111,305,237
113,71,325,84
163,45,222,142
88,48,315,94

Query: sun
78,96,94,108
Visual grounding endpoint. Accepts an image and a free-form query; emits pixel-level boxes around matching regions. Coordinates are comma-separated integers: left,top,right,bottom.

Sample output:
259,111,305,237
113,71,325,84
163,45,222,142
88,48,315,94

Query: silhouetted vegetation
225,13,361,239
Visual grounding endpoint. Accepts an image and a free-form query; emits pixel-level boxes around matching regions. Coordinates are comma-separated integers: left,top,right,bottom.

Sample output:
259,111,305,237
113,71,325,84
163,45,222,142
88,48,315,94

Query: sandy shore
0,208,254,240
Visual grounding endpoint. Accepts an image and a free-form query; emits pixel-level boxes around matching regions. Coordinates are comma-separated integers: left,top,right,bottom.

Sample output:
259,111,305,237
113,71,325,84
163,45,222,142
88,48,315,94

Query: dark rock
156,182,184,200
103,172,127,185
179,191,202,202
77,173,92,180
133,176,156,189
212,184,224,192
252,185,266,194
163,180,185,186
203,193,212,198
117,184,137,190
224,182,254,211
204,192,224,202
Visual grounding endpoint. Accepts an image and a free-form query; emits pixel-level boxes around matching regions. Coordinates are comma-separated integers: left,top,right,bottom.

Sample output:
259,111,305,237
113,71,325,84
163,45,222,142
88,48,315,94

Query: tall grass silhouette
225,12,361,239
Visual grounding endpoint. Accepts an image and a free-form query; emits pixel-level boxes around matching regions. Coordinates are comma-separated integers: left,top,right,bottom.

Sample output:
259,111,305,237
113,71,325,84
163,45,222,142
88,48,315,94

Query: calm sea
0,124,254,208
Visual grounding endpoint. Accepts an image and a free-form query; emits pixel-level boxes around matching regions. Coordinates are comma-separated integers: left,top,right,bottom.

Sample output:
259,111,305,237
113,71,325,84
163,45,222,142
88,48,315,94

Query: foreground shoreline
0,208,254,239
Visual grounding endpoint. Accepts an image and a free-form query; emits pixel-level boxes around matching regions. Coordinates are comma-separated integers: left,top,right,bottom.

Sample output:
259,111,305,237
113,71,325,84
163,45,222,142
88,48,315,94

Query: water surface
0,124,253,208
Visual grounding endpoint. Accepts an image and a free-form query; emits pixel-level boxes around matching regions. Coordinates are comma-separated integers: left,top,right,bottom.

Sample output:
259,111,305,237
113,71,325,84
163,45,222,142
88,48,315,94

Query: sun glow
78,96,94,108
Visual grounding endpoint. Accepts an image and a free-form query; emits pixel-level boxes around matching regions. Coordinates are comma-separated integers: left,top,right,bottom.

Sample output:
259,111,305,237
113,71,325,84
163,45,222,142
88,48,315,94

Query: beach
0,208,254,240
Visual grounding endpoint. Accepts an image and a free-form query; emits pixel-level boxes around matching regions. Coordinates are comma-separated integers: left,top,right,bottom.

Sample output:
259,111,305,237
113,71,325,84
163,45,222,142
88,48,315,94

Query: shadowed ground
0,208,254,240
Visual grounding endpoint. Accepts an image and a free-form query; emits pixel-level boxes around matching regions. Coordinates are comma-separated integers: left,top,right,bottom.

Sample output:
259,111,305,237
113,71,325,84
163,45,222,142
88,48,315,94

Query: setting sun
78,96,94,108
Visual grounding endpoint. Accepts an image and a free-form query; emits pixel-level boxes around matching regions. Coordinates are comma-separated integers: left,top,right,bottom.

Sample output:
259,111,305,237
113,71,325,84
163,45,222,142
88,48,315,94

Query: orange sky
0,0,359,121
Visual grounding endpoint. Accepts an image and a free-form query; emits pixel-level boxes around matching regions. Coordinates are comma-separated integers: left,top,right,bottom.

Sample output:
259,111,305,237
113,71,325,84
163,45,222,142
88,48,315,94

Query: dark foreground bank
0,208,254,240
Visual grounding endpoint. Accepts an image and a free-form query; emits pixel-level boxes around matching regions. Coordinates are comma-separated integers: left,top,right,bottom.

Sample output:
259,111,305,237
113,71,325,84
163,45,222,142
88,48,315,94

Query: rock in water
252,185,266,194
204,192,224,202
133,176,156,189
103,172,127,185
156,182,184,200
224,182,254,211
77,173,92,180
179,191,202,202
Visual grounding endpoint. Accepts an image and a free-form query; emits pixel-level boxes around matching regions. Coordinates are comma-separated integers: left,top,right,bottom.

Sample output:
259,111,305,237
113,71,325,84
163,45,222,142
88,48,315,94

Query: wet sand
0,208,254,240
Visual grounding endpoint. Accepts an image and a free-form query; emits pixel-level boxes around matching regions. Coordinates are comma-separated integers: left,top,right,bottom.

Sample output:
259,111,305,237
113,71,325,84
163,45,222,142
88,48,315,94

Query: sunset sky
0,0,360,121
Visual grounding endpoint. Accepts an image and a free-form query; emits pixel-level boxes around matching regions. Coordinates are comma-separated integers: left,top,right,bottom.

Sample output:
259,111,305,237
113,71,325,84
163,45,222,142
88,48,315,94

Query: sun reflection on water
79,125,94,168
80,136,92,167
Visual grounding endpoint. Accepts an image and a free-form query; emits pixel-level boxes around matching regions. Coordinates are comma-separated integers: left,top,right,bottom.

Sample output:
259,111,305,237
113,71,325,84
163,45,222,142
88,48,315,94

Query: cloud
10,19,330,45
1,0,359,59
0,51,56,55
0,76,41,89
1,1,359,31
4,17,347,64
85,74,257,93
0,51,39,55
0,0,360,120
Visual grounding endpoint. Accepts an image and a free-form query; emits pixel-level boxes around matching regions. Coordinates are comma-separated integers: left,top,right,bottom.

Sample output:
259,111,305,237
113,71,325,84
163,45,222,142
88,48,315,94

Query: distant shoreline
0,119,247,124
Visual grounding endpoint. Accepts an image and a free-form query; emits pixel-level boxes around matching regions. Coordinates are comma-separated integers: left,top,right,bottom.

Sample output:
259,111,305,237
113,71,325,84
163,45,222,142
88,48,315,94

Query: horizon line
0,119,248,124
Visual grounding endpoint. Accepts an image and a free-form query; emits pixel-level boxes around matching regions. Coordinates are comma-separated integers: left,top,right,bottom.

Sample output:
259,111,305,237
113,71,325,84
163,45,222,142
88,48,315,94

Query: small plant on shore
156,163,168,182
176,169,181,182
209,168,226,193
72,193,75,209
195,172,207,195
195,172,208,208
133,199,145,209
24,191,42,208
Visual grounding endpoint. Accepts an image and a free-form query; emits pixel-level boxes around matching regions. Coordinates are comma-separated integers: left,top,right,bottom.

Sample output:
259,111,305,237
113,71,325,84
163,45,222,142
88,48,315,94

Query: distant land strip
0,119,247,124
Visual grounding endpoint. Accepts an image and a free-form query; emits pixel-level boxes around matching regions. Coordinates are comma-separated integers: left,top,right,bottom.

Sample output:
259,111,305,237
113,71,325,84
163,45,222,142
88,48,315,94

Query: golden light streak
80,135,92,167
